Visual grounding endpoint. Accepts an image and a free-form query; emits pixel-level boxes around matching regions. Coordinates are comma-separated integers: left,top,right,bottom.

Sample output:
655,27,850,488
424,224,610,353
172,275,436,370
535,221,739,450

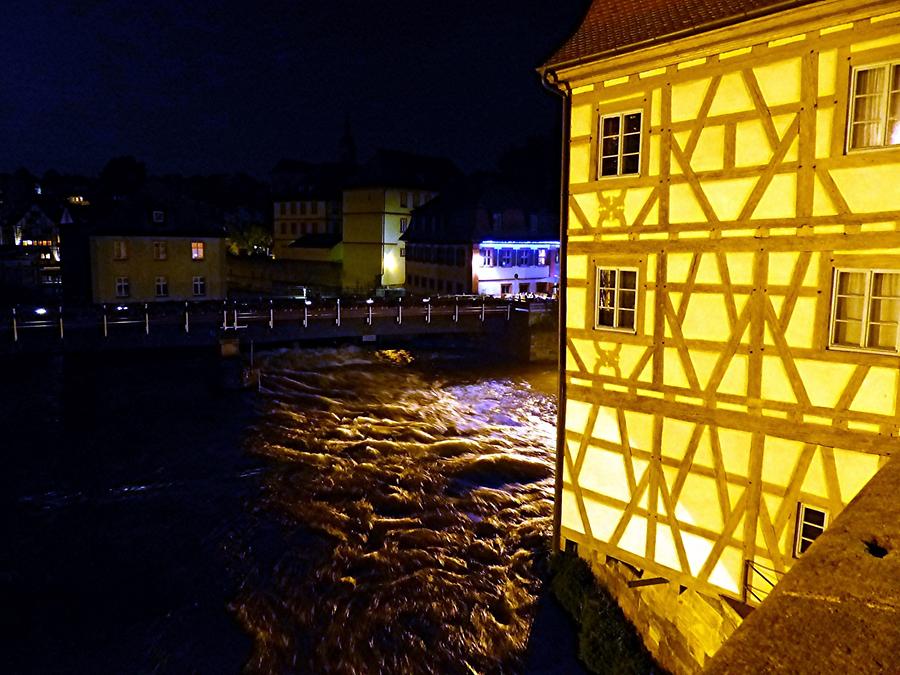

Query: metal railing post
222,301,227,330
12,307,17,342
233,308,238,329
453,302,459,323
426,301,431,324
269,299,274,329
58,306,64,339
335,299,341,327
103,305,108,337
144,304,149,335
303,303,309,328
184,301,190,333
397,299,402,325
506,303,511,321
367,303,373,326
480,299,486,322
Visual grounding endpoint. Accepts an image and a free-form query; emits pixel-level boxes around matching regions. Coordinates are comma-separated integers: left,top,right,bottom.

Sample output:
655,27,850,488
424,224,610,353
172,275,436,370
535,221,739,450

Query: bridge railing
3,296,556,346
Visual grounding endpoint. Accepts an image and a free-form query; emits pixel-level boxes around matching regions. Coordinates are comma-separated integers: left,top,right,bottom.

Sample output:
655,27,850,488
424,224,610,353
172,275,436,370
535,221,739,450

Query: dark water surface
4,346,562,674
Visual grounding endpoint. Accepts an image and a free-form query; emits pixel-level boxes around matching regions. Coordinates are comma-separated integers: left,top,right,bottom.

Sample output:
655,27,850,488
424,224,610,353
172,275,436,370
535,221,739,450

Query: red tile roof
543,0,823,70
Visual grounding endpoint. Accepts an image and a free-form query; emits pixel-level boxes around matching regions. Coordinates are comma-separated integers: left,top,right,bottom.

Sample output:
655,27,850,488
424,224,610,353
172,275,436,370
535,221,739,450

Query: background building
403,174,559,296
544,0,900,670
89,192,226,304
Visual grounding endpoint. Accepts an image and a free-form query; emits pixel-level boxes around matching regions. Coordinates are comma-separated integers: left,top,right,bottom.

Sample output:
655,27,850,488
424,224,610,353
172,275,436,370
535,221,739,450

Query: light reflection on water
235,346,557,674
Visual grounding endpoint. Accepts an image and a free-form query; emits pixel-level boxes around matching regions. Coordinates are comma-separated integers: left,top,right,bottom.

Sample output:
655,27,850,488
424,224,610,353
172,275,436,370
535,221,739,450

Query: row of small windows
406,245,467,266
113,241,205,261
279,222,324,236
480,247,558,268
592,263,900,354
115,276,207,298
595,60,900,179
407,275,466,295
278,201,320,216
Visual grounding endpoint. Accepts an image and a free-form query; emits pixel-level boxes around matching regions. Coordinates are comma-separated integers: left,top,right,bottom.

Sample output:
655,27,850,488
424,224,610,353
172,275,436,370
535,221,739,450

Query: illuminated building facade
89,197,227,304
543,0,900,668
403,175,559,296
3,204,66,287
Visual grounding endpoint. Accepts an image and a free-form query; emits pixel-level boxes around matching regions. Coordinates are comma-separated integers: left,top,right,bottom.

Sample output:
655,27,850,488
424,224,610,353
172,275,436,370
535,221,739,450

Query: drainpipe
542,67,572,554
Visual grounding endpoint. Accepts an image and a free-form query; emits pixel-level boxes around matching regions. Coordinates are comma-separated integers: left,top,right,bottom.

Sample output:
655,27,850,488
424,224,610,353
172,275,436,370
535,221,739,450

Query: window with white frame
595,266,638,331
537,248,548,266
499,248,514,268
115,276,130,298
192,276,206,296
794,503,828,557
113,240,128,260
400,217,408,233
847,61,900,150
480,247,496,267
155,276,169,297
191,241,205,260
599,111,642,177
153,241,167,260
830,269,900,353
517,248,533,267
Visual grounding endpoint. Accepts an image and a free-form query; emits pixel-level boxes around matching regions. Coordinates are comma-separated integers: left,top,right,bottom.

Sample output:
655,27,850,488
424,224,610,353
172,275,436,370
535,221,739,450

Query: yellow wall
557,0,900,603
91,236,227,303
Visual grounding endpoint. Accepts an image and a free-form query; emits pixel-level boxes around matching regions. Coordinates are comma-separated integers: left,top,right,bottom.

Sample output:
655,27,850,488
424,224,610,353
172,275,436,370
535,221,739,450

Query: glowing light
365,298,374,304
479,240,559,247
34,307,47,315
892,121,900,146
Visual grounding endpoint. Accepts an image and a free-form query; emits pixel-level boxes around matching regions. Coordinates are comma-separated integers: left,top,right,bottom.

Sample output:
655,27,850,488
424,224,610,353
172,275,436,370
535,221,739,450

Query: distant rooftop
543,0,822,70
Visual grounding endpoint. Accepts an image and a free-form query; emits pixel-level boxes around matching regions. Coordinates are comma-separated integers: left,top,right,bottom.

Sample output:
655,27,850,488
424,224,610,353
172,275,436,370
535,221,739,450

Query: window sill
827,343,899,357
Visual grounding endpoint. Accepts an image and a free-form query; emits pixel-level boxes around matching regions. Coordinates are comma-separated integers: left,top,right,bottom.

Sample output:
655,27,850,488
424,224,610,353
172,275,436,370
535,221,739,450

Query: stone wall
586,555,743,674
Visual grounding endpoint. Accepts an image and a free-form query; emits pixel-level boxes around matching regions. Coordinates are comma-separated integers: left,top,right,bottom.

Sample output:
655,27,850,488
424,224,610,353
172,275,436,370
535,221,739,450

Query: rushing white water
233,346,557,674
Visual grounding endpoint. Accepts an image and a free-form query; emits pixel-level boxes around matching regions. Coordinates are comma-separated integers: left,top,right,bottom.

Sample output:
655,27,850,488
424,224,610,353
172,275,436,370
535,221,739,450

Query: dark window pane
601,157,619,176
623,133,640,154
624,113,641,133
804,508,826,527
869,298,900,323
597,307,615,327
872,272,900,298
835,296,865,321
618,308,636,329
867,323,898,351
837,271,866,296
597,288,615,309
602,136,619,156
602,116,620,136
798,538,812,554
620,270,637,290
622,154,640,175
619,289,636,310
801,523,822,541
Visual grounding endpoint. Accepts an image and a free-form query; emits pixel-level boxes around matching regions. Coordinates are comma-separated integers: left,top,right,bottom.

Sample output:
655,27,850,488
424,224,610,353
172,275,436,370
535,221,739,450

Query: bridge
1,296,557,358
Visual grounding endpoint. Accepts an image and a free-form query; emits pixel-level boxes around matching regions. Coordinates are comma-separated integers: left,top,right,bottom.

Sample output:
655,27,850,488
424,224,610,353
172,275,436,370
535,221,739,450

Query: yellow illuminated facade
550,0,900,608
342,187,434,291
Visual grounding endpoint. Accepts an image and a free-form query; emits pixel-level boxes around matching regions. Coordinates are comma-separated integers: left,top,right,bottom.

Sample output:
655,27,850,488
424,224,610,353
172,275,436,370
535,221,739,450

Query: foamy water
233,346,557,674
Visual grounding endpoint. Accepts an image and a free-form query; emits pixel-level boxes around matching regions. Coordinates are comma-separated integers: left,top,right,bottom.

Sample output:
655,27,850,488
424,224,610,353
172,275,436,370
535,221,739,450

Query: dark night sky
1,1,590,177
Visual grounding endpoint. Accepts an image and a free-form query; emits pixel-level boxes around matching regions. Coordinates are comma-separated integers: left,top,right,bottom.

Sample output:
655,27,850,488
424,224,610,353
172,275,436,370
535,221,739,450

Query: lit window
192,276,206,296
499,248,514,268
153,241,167,260
191,241,205,260
537,248,548,266
400,217,408,233
830,269,900,353
517,249,533,267
500,283,512,295
595,266,638,331
155,276,169,297
794,504,828,557
400,248,406,257
113,240,128,260
599,111,642,177
115,276,130,298
519,282,531,294
480,248,496,268
400,191,408,208
848,62,900,150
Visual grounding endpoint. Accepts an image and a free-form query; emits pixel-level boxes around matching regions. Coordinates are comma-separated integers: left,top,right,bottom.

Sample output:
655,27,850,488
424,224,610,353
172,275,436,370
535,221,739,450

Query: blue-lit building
402,174,559,297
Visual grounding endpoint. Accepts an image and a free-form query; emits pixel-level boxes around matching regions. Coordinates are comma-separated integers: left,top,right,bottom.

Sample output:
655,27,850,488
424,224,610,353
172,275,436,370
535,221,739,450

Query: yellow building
543,0,900,668
89,199,226,304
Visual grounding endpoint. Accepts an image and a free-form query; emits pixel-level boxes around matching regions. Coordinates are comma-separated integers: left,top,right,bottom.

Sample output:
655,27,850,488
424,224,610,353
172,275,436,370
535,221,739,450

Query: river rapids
233,346,558,674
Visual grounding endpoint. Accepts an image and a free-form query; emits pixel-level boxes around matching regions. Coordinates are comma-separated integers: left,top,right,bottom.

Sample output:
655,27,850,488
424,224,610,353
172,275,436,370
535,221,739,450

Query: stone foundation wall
586,555,743,674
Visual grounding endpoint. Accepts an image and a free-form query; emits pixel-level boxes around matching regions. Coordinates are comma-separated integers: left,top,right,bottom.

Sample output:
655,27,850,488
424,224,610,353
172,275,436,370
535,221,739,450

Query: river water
5,346,561,674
